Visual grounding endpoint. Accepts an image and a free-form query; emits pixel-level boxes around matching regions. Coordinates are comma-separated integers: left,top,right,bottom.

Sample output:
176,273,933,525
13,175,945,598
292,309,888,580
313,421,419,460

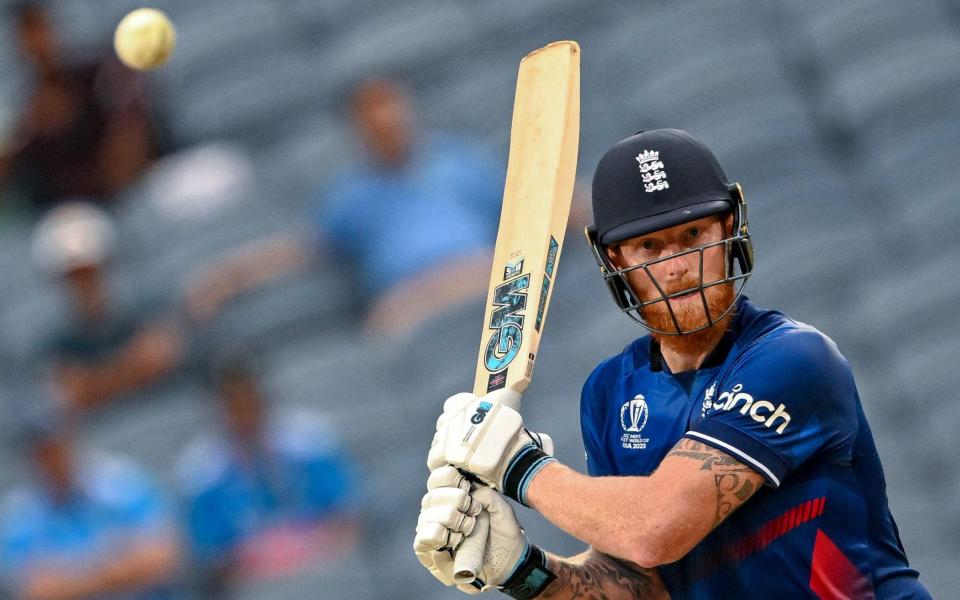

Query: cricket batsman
414,129,932,599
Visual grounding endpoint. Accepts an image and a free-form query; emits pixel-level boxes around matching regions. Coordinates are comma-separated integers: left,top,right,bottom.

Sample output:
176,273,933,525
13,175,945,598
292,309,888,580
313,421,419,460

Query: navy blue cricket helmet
585,129,754,334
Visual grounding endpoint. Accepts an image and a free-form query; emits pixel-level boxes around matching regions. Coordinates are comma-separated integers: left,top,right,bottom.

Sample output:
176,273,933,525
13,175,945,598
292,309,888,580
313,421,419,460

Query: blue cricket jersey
580,297,930,599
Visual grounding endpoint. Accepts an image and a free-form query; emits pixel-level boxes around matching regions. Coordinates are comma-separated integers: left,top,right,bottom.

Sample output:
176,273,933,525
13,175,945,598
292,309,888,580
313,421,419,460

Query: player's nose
659,247,691,280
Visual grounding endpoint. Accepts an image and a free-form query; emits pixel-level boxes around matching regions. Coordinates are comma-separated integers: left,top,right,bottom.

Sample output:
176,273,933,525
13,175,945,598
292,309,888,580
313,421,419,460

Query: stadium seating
0,0,957,596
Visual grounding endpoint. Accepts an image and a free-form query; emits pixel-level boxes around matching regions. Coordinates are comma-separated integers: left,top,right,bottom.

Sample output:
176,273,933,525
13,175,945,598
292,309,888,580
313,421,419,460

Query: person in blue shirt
176,357,359,595
185,77,503,336
0,414,180,600
415,129,931,599
318,78,503,298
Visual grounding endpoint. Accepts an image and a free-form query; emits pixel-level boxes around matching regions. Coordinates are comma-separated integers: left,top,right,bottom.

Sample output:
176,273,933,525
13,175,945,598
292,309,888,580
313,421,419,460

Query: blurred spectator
0,0,164,212
176,357,359,595
186,77,503,336
0,413,181,600
33,202,185,411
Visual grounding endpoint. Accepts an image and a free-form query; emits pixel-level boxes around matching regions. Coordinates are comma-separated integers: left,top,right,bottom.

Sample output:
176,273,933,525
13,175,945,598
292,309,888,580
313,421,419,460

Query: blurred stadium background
0,0,958,598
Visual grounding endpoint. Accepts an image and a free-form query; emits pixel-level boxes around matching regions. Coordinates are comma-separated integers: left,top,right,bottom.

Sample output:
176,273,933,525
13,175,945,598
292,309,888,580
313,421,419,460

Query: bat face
474,41,580,400
455,39,580,586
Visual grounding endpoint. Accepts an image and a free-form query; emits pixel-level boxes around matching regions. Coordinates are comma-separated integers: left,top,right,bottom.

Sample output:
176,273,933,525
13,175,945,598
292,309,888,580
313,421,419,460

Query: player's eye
640,239,657,251
686,227,702,238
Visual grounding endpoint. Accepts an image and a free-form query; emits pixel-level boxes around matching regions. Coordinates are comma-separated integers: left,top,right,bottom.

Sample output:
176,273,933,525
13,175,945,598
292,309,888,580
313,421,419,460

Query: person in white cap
33,202,184,410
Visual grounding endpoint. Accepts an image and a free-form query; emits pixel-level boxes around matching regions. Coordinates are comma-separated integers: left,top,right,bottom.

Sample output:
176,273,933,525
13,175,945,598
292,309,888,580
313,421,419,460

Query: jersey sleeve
580,364,614,477
686,329,857,487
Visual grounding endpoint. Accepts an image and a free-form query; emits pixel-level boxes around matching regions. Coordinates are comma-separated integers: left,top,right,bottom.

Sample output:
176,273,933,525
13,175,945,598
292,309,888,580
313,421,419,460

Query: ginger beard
640,278,736,355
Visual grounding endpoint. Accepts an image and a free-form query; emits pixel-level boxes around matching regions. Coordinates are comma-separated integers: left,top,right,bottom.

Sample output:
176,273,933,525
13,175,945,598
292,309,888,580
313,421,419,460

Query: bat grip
453,390,519,583
485,388,522,411
453,510,490,584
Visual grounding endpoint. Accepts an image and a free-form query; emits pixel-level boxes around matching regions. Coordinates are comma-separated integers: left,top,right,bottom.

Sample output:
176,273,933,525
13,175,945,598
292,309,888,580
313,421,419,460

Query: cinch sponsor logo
484,259,530,372
709,383,791,434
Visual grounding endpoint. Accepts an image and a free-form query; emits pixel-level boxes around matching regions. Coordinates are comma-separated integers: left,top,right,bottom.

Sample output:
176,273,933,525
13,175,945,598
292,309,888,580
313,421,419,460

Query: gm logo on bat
484,258,530,375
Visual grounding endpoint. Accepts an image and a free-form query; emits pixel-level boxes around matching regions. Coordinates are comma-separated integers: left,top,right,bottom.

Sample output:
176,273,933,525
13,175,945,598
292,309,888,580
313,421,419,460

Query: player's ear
723,212,734,235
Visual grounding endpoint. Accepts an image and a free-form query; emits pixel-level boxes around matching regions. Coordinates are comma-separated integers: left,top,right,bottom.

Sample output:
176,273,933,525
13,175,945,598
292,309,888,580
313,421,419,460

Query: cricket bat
453,39,580,585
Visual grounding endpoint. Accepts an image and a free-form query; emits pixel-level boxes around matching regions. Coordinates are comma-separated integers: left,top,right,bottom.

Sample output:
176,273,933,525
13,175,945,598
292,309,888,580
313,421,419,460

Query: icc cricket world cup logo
621,395,649,433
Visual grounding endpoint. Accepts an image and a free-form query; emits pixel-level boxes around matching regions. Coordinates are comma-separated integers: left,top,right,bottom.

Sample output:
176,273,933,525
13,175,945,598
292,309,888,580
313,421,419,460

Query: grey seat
0,223,45,317
595,0,777,69
82,378,214,486
168,50,327,146
310,0,479,93
844,244,960,353
254,113,353,213
823,32,960,137
859,122,960,259
261,331,407,463
114,156,295,299
226,544,378,600
159,0,287,86
785,0,952,69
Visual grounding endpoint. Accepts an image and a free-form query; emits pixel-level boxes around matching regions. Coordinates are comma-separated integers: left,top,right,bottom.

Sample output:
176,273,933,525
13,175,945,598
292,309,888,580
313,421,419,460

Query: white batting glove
414,467,482,589
427,391,556,506
414,467,557,597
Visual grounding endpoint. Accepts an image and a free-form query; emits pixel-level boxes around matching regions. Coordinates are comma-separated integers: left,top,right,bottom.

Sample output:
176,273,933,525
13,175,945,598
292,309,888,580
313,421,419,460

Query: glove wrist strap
499,545,556,600
503,444,557,507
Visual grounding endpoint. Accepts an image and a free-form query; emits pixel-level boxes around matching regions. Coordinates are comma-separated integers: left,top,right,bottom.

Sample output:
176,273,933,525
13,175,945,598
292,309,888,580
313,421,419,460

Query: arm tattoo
666,438,761,527
540,550,670,600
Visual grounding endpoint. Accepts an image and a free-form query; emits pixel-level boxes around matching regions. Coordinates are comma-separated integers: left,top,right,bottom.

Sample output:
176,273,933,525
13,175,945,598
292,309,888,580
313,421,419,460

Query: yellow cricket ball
114,8,176,71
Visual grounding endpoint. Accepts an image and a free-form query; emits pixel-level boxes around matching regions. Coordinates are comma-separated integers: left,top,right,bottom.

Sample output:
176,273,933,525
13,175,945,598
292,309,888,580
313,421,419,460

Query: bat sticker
504,258,525,280
535,236,560,332
544,237,559,277
487,371,507,392
484,261,530,373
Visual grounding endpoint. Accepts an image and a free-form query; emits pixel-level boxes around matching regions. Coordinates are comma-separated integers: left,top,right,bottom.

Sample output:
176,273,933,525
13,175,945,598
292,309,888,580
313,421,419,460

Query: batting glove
427,391,556,507
415,467,482,588
414,466,556,598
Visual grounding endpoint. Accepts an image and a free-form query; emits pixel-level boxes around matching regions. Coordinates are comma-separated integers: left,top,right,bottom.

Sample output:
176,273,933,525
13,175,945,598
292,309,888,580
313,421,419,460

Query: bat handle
453,510,490,584
486,388,522,411
453,389,518,583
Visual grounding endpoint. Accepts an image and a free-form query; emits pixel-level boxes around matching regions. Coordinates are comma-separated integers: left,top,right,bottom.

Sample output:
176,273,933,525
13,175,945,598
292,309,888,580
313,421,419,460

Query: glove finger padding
427,465,471,492
417,505,477,540
417,484,484,551
421,486,481,516
415,547,457,587
456,485,530,592
412,541,482,594
415,519,463,551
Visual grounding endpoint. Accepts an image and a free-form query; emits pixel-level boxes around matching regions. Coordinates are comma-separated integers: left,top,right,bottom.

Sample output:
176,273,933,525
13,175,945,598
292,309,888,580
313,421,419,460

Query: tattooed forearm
540,549,670,600
667,439,762,527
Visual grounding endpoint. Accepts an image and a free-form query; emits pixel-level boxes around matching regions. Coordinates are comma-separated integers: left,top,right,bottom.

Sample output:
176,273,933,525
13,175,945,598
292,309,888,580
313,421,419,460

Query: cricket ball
114,8,176,71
